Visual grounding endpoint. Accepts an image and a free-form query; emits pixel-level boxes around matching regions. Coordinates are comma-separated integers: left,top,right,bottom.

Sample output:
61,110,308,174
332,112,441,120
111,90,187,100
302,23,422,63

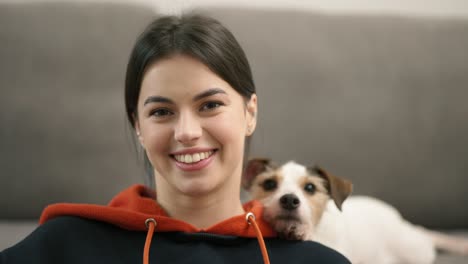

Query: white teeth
174,151,213,164
178,155,185,163
193,153,200,162
185,154,192,163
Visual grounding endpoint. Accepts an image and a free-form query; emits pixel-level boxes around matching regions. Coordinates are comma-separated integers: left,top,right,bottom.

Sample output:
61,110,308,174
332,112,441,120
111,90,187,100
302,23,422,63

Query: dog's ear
310,165,353,211
243,158,273,189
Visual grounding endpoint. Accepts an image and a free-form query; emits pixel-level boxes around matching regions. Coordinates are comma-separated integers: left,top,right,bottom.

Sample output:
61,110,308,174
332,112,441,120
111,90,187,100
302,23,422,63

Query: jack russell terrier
243,158,468,264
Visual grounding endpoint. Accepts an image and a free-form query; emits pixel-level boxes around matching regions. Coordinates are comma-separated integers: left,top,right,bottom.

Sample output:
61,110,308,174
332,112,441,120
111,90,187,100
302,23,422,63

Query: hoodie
1,185,350,264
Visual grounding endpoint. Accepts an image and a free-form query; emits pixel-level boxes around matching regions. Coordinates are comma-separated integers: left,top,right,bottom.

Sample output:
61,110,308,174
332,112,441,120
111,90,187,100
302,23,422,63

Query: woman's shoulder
6,216,97,245
0,216,112,263
266,238,351,264
31,216,106,240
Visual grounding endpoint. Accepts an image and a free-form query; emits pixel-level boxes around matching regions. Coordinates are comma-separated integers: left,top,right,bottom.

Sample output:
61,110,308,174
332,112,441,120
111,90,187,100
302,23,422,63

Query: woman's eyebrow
144,96,174,106
143,88,226,106
193,88,227,102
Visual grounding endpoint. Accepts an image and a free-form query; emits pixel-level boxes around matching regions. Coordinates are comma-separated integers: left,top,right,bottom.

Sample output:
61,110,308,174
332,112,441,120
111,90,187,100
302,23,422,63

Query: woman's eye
150,108,173,117
200,101,223,111
304,183,316,194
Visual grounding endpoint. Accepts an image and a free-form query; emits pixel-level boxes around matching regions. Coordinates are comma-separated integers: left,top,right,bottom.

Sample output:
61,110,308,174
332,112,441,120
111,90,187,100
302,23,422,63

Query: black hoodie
1,185,351,264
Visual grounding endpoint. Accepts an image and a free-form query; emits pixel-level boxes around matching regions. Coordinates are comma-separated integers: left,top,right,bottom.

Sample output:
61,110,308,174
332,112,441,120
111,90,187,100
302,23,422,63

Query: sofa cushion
202,8,468,229
0,2,156,219
1,2,468,231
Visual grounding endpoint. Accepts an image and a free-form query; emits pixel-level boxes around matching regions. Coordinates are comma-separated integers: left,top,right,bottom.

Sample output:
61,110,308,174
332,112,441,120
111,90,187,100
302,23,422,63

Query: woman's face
135,55,257,198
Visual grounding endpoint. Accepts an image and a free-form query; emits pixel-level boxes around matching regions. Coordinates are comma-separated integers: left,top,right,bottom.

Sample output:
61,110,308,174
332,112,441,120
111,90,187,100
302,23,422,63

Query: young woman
0,14,350,264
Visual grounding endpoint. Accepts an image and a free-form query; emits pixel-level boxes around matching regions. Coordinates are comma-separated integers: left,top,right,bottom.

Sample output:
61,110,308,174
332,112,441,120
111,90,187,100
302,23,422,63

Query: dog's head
243,158,353,240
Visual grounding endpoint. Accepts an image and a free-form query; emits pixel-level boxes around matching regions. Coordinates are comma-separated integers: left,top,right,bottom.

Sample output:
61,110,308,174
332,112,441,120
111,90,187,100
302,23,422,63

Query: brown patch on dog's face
299,175,330,228
248,169,283,201
310,166,353,211
243,158,277,190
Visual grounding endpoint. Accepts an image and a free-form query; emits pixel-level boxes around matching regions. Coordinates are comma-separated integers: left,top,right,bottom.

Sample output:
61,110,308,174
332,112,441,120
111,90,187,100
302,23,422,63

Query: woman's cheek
206,114,245,142
145,123,173,152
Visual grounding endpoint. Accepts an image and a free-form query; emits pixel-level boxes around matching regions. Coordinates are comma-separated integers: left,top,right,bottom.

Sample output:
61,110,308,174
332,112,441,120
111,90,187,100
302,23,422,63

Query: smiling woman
134,55,256,227
0,13,350,264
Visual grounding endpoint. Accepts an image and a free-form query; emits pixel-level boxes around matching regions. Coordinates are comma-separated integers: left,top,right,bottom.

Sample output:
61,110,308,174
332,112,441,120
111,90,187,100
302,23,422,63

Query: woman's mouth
170,149,217,171
172,150,215,164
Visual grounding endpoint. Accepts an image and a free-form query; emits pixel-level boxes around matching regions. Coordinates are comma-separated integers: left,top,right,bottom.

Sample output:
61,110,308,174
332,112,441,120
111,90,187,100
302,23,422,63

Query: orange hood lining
39,184,276,238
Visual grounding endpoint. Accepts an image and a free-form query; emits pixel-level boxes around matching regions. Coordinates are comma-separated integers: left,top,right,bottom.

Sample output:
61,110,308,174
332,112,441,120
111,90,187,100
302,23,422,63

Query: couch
1,2,467,263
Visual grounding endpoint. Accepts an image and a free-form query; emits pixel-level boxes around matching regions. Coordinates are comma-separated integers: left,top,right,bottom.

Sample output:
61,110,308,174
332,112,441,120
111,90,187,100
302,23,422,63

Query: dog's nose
279,194,300,210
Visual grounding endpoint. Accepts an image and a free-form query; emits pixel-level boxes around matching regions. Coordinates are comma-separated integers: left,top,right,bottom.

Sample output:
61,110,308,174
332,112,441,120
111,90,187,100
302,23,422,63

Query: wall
1,0,468,18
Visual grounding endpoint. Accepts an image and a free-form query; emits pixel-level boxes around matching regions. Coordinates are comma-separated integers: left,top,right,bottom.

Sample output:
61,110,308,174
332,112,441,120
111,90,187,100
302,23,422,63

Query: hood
39,184,276,238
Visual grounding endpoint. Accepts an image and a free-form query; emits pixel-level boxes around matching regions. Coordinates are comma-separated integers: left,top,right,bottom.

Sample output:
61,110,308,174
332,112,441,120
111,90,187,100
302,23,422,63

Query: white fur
314,197,436,263
255,161,451,264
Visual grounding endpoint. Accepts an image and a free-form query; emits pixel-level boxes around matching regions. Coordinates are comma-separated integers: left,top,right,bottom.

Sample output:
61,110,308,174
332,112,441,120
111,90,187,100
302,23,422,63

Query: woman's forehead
139,55,238,100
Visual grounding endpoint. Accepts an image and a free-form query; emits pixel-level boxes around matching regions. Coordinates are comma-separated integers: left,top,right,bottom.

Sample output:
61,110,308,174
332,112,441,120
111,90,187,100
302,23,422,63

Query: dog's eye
304,183,316,194
262,179,277,191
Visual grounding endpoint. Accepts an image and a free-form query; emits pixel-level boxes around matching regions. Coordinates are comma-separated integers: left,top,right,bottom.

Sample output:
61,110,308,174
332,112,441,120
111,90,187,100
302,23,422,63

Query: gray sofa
1,2,467,263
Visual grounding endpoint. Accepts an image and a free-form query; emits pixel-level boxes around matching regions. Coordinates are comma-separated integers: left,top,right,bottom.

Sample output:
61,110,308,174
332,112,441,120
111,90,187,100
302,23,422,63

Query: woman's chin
176,181,218,197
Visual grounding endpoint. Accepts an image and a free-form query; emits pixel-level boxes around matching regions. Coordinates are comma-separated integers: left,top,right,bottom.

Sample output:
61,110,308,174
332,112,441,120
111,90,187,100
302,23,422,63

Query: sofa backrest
1,2,467,229
0,2,156,219
203,8,468,229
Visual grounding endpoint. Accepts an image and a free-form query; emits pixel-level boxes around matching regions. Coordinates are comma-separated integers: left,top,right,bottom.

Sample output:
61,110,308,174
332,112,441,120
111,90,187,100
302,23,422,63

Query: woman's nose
174,111,202,144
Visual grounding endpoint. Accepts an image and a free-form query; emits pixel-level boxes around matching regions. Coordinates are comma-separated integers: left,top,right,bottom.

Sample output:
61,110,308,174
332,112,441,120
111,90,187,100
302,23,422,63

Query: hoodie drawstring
144,218,157,264
143,214,270,264
246,212,271,264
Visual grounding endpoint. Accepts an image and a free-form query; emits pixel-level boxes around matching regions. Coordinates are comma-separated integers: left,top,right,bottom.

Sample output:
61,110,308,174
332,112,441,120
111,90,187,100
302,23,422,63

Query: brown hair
124,14,256,187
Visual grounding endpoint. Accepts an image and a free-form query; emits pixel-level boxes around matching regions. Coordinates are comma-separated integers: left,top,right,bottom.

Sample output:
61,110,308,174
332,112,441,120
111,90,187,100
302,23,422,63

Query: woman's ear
134,120,145,148
246,95,257,135
246,94,257,136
